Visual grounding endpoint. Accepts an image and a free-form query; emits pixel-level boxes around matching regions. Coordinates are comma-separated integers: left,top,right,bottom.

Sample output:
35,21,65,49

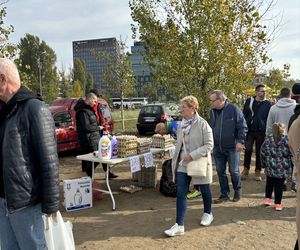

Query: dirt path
58,154,297,250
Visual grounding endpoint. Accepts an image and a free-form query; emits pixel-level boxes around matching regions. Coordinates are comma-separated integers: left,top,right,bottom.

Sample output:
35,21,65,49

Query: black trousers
244,131,265,171
265,176,285,204
80,149,106,178
86,161,108,178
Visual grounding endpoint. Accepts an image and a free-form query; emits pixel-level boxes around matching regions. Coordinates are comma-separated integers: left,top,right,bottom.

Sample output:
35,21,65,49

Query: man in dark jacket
75,92,101,176
210,90,247,203
287,83,300,192
88,89,118,178
0,58,59,249
75,92,117,178
241,84,271,181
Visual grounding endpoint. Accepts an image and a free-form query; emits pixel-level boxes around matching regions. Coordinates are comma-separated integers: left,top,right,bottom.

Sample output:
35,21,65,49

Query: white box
63,177,93,212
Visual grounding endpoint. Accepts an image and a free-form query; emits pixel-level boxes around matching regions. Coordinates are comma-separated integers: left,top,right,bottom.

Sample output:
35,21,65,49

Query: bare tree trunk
121,91,125,130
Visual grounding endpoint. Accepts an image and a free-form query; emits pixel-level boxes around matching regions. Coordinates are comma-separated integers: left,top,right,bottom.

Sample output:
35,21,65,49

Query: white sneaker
164,223,184,237
200,213,214,226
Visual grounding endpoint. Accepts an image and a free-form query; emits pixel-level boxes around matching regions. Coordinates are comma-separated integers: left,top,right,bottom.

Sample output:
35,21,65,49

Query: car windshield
140,106,162,115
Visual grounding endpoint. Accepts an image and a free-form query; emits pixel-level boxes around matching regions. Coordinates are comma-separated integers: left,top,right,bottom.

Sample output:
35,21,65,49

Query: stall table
76,148,173,210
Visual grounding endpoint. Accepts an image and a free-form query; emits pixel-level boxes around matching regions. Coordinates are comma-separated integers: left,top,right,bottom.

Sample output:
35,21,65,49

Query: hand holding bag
182,131,209,177
44,211,75,250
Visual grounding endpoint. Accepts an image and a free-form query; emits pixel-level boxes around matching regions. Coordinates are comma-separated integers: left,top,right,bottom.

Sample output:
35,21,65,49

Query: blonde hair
180,95,199,111
272,123,285,144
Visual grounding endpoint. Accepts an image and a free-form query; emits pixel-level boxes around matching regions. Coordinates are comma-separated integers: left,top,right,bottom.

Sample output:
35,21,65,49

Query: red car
49,98,114,153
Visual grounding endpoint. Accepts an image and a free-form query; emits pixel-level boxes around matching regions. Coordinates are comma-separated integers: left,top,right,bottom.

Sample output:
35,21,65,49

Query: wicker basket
134,166,157,188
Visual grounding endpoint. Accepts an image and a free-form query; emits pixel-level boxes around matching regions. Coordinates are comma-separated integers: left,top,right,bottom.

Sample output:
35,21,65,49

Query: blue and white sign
129,155,141,173
143,152,153,168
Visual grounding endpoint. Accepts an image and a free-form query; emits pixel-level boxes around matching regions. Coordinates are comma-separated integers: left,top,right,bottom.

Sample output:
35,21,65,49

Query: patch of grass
112,109,140,133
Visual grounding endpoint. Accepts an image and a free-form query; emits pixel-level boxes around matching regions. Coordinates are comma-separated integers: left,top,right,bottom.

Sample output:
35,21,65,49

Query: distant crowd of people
0,58,300,249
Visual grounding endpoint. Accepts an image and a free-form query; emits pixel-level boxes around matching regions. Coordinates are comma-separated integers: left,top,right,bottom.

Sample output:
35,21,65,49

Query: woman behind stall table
164,95,214,237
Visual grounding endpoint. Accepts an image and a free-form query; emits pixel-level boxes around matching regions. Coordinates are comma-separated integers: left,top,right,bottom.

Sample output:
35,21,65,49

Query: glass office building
72,37,120,95
130,41,153,92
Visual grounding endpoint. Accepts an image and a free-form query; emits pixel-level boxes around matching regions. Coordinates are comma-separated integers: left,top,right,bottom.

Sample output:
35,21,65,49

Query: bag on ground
44,211,75,250
159,159,177,197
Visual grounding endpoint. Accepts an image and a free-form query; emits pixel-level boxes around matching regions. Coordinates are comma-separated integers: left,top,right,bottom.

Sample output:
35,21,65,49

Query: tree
130,0,275,118
58,65,71,98
73,58,93,95
70,80,84,97
96,41,136,129
0,3,16,58
16,33,58,103
265,65,295,96
86,73,94,94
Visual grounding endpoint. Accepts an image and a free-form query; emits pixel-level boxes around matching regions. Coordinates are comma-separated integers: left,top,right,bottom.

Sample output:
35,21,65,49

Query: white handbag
182,131,209,177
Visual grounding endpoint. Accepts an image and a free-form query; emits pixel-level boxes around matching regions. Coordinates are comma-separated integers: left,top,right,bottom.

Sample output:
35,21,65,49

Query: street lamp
38,51,46,96
38,59,42,96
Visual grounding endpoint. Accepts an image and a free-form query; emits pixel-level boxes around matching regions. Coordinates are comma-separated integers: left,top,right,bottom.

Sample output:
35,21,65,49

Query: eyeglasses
210,99,218,103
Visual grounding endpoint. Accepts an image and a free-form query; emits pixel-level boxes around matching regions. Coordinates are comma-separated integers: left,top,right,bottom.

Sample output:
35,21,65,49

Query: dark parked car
136,103,179,135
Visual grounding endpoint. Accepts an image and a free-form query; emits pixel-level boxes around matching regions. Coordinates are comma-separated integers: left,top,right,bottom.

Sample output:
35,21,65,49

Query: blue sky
4,0,300,80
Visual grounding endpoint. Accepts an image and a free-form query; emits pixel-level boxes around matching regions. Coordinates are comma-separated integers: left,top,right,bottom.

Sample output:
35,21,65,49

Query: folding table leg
106,164,116,210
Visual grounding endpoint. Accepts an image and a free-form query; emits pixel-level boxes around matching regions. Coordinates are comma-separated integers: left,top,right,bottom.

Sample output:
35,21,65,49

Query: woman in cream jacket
164,95,214,237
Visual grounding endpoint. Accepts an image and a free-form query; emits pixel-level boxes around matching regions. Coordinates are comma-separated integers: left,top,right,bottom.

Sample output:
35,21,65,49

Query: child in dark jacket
260,123,292,211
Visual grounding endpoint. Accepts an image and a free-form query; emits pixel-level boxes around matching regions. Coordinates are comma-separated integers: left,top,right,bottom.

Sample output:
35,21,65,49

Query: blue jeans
0,198,47,250
176,172,212,226
213,148,241,198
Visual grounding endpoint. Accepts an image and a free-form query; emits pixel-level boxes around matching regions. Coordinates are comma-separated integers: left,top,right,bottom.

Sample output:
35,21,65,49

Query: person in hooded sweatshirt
0,58,59,249
266,87,296,136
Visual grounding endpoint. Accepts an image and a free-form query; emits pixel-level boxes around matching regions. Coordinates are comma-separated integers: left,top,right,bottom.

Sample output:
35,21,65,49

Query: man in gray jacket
266,88,296,136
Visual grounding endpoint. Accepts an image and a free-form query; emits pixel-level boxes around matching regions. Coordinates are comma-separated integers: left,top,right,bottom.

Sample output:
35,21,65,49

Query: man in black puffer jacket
75,93,117,179
75,93,100,177
0,58,59,249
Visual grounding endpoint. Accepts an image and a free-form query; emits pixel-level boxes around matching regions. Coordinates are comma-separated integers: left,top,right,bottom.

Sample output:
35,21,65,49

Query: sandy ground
58,153,297,250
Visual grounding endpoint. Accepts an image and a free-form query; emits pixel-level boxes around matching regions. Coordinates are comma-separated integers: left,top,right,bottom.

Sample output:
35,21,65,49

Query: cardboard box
63,177,93,212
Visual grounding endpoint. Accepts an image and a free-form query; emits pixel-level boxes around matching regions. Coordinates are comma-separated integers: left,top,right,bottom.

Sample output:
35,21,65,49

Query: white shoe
200,213,214,226
164,223,184,237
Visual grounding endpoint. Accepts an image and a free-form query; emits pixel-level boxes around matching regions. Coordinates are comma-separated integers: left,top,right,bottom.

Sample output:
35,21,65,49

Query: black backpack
159,159,177,197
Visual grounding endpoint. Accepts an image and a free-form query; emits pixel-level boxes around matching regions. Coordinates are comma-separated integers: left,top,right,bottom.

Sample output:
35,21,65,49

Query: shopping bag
186,156,208,177
44,211,75,250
